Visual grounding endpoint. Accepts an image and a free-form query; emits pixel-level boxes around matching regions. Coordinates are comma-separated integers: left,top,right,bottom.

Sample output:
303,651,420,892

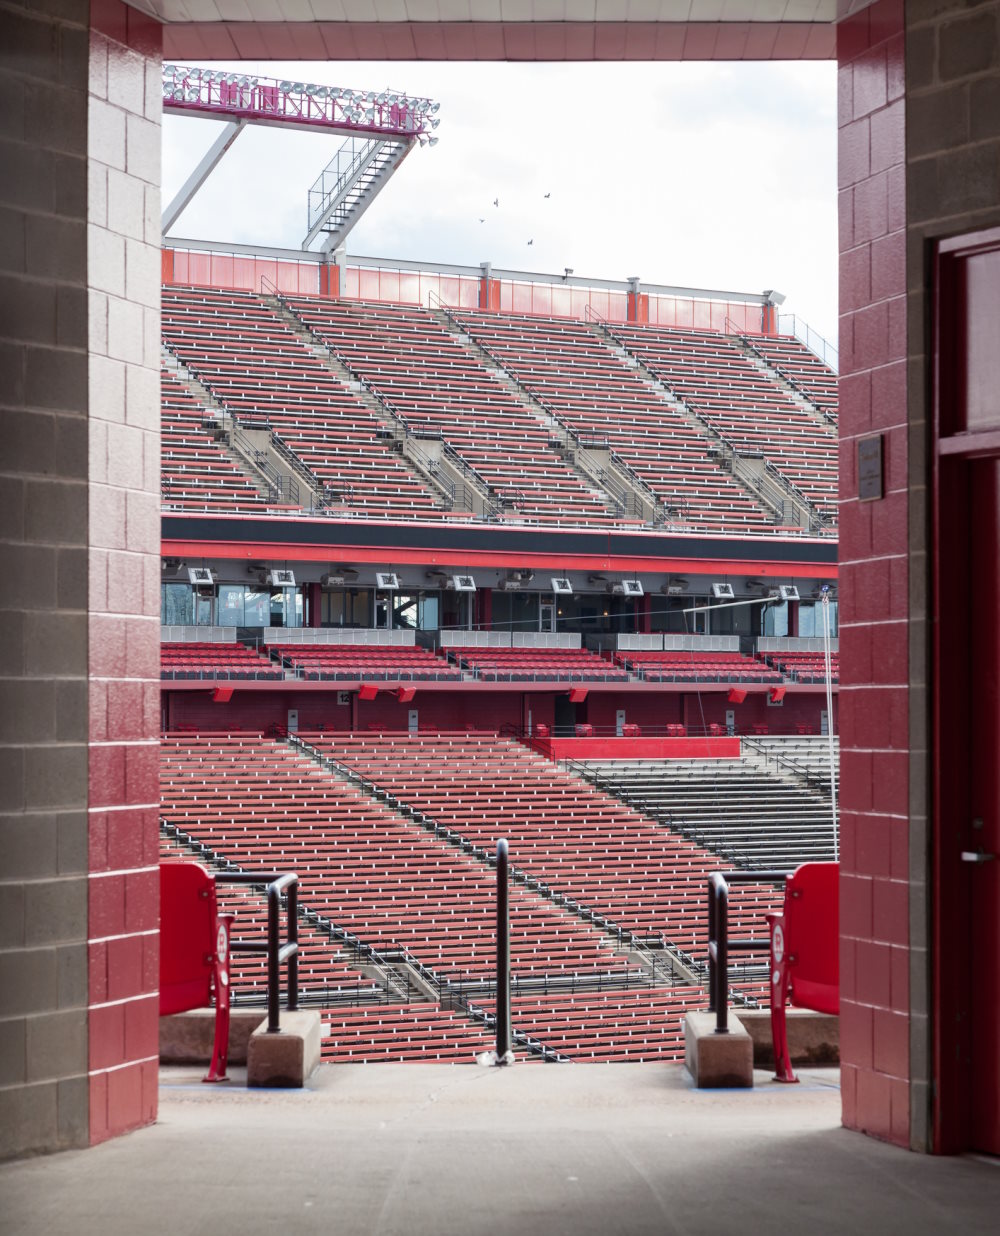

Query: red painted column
319,261,340,298
86,0,163,1145
837,0,910,1147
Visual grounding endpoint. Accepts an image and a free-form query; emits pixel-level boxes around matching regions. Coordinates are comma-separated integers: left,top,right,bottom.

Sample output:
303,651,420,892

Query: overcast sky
162,59,838,346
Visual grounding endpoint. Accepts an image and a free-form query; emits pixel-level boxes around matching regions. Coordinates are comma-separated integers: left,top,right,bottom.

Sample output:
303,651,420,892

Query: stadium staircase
449,307,786,535
427,299,658,523
606,320,839,525
725,326,837,429
163,343,339,512
160,370,277,513
591,322,814,531
160,286,448,519
282,296,618,525
267,293,495,518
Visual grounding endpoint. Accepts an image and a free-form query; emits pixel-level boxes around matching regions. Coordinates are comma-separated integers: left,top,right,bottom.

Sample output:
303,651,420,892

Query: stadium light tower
161,65,441,252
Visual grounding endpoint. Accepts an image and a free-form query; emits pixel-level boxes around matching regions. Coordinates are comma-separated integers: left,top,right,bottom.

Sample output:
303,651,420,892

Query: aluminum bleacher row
608,322,839,521
612,649,783,683
307,732,780,953
577,754,838,871
271,644,463,681
750,334,839,421
161,286,445,519
286,295,614,525
160,733,642,986
450,308,780,533
445,645,628,682
158,285,838,534
159,731,784,1062
161,370,274,513
161,642,282,680
751,736,841,797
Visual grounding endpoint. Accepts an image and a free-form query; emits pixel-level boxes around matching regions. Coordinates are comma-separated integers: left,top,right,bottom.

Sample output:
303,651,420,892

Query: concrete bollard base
247,1011,323,1088
684,1011,754,1088
160,1009,265,1067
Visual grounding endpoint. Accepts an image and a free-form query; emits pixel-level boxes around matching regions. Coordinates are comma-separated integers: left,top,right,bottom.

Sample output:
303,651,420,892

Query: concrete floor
2,1064,999,1235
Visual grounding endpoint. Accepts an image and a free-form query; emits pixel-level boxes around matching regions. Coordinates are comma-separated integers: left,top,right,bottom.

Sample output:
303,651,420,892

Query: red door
935,227,1000,1155
967,459,1000,1154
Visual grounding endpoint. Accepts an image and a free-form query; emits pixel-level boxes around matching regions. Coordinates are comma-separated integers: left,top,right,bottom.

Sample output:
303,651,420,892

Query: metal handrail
587,306,833,532
707,870,788,1033
724,316,837,428
213,869,299,1033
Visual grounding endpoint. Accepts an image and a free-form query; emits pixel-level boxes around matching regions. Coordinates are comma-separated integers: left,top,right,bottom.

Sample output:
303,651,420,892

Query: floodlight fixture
711,582,735,600
375,572,400,590
551,577,573,595
778,584,800,601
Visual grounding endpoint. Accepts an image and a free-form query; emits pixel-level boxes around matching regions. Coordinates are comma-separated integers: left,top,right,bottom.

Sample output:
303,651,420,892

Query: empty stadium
5,9,1000,1232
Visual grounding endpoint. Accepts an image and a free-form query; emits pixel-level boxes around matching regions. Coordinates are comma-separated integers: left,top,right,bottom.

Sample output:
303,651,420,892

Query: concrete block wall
86,0,163,1147
0,0,92,1161
0,0,162,1159
836,0,911,1148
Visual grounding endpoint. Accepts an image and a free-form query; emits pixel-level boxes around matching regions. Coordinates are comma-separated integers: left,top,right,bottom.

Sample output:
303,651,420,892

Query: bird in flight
493,197,499,207
544,192,551,198
478,217,484,223
527,239,534,246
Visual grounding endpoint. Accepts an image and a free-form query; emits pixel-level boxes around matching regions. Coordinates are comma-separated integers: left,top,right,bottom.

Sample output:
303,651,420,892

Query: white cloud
162,58,838,345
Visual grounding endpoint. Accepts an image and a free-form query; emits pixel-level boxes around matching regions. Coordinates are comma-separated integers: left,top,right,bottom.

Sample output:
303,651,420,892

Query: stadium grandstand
155,73,842,1065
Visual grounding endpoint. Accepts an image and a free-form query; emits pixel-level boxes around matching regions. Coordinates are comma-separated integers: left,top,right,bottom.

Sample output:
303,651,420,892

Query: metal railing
586,305,834,534
707,870,787,1033
495,838,512,1061
724,316,837,428
214,869,299,1034
777,313,839,373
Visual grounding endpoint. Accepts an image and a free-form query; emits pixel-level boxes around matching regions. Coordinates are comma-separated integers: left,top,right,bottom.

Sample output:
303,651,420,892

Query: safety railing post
496,838,511,1061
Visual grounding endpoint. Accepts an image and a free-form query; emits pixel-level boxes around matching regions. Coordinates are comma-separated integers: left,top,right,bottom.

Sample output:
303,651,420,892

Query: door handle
961,851,997,864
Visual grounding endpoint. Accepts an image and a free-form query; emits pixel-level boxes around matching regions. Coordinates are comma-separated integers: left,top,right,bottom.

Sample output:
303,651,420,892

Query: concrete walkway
2,1065,999,1235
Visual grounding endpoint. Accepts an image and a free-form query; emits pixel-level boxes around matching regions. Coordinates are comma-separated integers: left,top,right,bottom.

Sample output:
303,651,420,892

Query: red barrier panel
159,862,232,1083
766,861,839,1083
538,736,742,760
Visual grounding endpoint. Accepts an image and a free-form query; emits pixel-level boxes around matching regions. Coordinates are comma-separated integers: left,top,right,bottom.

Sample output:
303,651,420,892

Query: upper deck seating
273,644,463,681
749,335,839,421
161,286,444,520
450,309,779,534
447,646,628,682
161,641,282,680
613,649,782,683
161,371,273,513
286,296,615,525
609,322,838,521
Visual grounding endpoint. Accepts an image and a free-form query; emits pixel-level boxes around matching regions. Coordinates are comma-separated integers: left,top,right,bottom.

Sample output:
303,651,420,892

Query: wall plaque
858,434,884,501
